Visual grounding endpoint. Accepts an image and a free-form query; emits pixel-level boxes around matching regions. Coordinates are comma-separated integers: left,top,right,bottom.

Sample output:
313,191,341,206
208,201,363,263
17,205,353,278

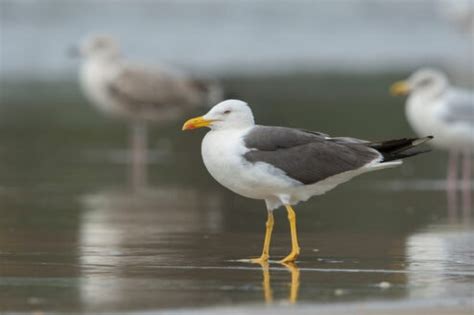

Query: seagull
77,35,222,189
182,99,432,263
390,68,473,210
437,0,474,35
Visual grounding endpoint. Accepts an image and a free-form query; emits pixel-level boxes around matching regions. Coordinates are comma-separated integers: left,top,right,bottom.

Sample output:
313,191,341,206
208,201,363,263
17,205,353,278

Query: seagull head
390,68,449,97
182,99,255,131
79,35,121,60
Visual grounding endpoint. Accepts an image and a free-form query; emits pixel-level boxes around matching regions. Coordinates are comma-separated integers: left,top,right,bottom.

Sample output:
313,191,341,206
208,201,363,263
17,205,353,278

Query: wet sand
0,76,473,313
157,299,473,315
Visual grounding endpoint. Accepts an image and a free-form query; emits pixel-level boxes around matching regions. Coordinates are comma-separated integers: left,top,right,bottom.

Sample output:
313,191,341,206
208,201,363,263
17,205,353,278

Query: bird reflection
260,263,273,303
78,186,225,309
284,262,301,304
406,226,474,298
257,262,300,304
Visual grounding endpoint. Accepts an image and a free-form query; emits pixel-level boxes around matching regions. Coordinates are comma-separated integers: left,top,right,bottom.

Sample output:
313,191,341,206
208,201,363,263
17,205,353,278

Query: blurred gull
182,99,432,263
391,68,473,210
438,0,474,35
77,35,222,189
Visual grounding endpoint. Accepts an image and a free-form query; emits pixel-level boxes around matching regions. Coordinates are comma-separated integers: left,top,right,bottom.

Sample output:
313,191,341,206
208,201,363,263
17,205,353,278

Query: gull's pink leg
447,150,459,222
130,119,148,191
462,150,472,222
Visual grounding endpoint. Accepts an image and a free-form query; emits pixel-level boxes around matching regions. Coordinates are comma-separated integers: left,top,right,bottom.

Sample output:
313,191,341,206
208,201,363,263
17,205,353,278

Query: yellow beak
390,80,411,96
182,116,213,131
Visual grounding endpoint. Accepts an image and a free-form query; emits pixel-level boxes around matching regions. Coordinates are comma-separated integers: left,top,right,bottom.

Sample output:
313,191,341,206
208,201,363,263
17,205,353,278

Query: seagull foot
249,255,269,264
279,250,300,263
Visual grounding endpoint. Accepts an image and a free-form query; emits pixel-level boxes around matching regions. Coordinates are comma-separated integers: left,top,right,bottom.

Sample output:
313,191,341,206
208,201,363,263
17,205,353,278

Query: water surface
0,75,472,313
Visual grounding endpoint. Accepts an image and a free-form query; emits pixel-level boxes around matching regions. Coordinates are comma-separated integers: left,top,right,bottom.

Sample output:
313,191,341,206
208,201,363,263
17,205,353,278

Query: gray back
243,126,379,185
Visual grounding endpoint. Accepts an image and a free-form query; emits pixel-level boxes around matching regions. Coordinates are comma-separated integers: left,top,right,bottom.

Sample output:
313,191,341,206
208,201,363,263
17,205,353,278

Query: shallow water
1,185,473,312
0,75,473,313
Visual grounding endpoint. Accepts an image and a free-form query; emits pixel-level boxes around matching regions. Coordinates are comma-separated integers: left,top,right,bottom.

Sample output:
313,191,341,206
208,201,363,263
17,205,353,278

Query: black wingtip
373,136,433,162
411,135,434,147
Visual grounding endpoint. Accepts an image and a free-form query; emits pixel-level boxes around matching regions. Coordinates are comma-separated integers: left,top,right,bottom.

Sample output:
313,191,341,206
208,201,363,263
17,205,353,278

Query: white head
182,99,255,131
391,68,449,98
79,35,120,60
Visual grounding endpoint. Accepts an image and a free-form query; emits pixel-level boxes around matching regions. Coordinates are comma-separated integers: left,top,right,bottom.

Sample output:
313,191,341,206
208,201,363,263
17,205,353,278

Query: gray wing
108,63,217,110
243,126,380,185
439,89,474,124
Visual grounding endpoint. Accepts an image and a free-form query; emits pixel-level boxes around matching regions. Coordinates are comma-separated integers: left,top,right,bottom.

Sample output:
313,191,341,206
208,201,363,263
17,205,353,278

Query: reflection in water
3,185,474,311
284,263,300,304
406,225,474,299
78,186,224,310
368,178,472,225
2,63,474,311
258,262,300,304
81,140,175,193
261,263,272,303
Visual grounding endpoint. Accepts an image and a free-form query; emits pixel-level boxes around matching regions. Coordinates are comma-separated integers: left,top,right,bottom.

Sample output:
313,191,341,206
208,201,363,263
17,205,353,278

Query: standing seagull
391,68,473,211
182,100,432,263
437,0,474,35
77,35,222,189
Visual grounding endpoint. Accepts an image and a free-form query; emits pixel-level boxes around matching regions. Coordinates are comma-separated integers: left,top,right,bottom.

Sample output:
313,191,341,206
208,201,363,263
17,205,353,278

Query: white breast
201,128,301,201
406,94,474,151
79,59,127,118
406,94,438,138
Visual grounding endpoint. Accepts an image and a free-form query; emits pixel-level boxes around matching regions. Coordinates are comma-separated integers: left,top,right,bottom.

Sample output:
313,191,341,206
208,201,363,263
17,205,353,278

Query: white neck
415,81,448,100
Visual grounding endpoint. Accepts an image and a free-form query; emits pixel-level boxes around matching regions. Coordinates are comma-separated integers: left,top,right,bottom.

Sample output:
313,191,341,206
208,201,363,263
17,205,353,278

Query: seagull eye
418,78,432,86
223,110,231,114
95,41,105,48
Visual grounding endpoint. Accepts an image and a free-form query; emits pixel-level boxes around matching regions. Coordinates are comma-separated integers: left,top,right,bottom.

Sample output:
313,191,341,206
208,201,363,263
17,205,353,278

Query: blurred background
0,0,473,313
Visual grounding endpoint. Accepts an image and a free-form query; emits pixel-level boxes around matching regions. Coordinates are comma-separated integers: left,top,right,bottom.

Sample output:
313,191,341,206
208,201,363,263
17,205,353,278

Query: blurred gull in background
391,68,474,212
438,0,474,35
77,35,223,190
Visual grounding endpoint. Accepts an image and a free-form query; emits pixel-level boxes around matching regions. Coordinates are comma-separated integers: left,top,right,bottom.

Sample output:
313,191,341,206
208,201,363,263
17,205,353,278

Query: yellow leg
279,205,300,263
250,211,274,264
